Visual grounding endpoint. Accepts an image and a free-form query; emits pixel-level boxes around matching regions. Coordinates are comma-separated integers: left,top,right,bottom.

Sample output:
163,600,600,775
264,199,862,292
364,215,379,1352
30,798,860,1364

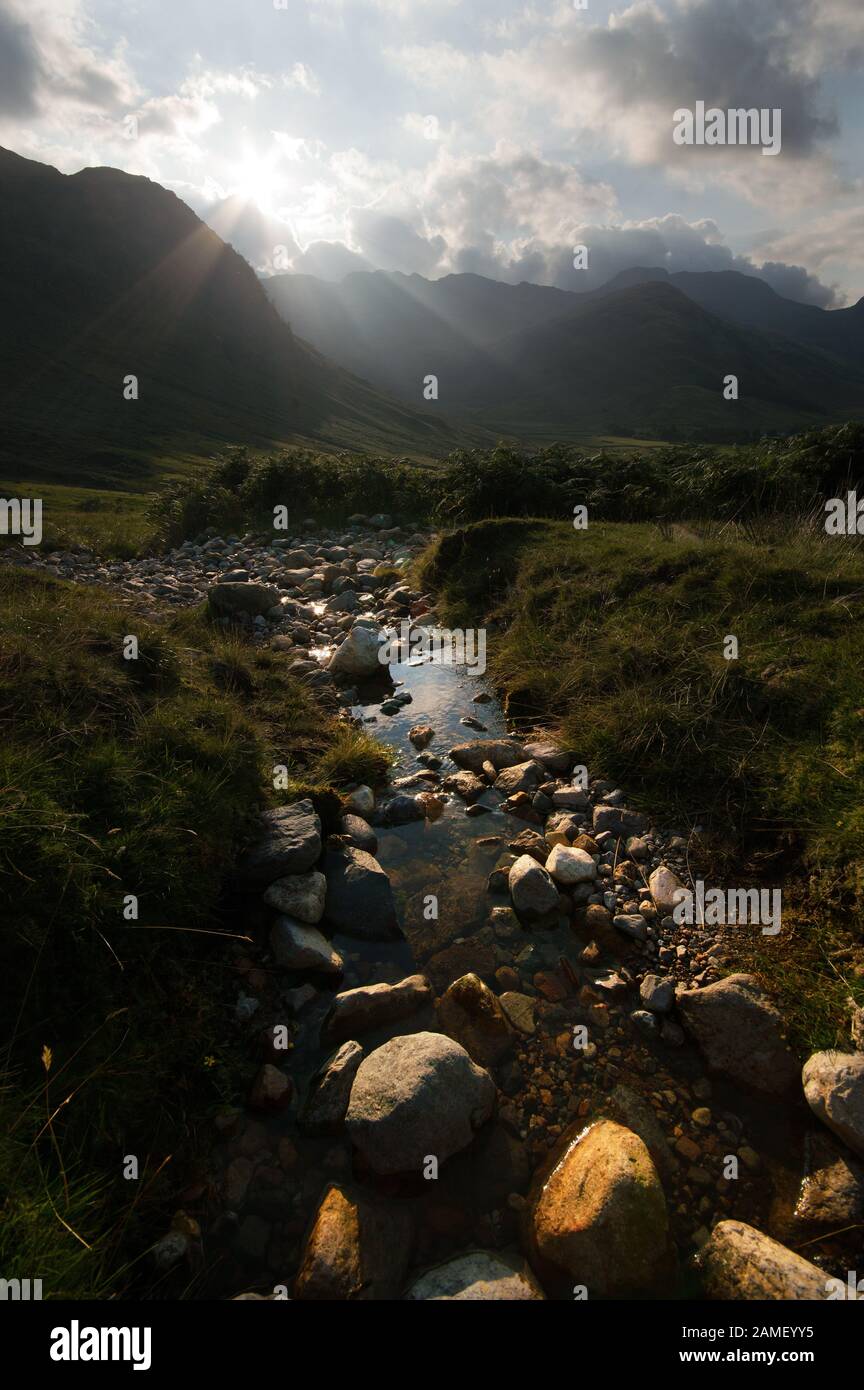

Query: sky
1,0,863,305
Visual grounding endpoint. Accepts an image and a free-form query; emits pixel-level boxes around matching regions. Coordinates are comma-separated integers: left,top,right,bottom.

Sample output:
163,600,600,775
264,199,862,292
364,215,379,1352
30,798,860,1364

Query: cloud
754,206,864,291
471,213,841,306
0,3,41,116
0,0,138,130
348,206,446,274
420,143,619,253
290,239,369,278
391,0,848,208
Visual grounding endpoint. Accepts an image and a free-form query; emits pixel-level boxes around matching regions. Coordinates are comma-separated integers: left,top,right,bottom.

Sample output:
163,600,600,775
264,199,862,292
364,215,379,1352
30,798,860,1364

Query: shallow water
351,653,523,949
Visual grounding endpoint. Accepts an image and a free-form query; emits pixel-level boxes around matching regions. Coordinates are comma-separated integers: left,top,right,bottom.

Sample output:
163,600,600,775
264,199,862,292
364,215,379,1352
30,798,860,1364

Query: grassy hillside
0,147,458,484
0,565,390,1296
417,515,864,1051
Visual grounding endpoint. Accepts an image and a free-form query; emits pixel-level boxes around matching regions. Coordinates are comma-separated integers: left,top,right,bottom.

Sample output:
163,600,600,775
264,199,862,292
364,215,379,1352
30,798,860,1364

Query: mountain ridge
266,267,864,440
0,146,457,483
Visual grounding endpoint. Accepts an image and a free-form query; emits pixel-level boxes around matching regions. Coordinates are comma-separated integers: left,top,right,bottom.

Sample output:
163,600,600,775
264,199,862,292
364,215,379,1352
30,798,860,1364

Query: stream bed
203,636,858,1301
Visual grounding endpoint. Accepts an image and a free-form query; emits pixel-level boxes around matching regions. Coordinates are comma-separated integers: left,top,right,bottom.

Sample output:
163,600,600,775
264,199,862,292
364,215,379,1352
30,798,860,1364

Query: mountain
265,270,577,404
604,267,864,367
469,280,864,439
0,148,454,485
266,268,864,440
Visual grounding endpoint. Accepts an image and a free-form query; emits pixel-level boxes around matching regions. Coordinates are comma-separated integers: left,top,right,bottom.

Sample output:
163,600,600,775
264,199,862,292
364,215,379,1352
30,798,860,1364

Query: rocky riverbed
11,517,864,1300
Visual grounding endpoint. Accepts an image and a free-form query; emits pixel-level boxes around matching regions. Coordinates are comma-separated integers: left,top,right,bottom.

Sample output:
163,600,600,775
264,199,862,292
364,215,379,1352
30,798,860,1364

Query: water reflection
350,655,521,953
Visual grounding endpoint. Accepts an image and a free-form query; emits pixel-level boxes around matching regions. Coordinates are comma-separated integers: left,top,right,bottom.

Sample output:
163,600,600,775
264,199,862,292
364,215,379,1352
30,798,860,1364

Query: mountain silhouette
0,147,454,483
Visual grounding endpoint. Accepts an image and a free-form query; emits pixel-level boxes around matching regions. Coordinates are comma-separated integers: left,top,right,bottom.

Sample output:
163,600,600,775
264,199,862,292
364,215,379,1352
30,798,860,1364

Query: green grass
0,565,393,1297
417,514,864,1052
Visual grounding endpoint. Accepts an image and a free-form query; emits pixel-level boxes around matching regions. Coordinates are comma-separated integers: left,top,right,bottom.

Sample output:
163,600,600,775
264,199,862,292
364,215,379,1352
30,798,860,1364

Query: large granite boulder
346,1031,496,1175
208,581,281,619
695,1220,832,1300
509,854,559,924
322,844,401,941
322,975,432,1045
529,1119,672,1297
269,917,342,974
448,738,526,773
239,799,322,889
676,974,799,1095
328,625,385,679
293,1183,414,1300
802,1051,864,1159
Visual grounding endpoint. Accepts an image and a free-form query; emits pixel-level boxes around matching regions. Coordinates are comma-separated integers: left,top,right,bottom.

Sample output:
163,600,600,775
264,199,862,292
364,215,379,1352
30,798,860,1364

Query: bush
148,423,864,547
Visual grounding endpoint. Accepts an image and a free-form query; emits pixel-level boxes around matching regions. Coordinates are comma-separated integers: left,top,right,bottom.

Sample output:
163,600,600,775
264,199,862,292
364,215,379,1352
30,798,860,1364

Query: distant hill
266,268,864,440
0,148,455,485
604,267,864,367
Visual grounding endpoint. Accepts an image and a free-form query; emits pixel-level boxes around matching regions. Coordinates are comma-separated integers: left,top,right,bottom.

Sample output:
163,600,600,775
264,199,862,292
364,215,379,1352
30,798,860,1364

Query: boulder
322,975,432,1045
263,869,326,923
328,625,385,679
322,845,401,941
293,1182,414,1300
338,812,378,854
448,738,526,773
508,828,547,863
408,725,435,750
380,793,424,825
239,799,322,888
802,1051,864,1159
580,903,618,952
545,844,597,886
499,992,536,1035
344,785,375,817
424,930,498,994
551,786,590,811
300,1041,365,1134
694,1220,831,1300
640,974,675,1014
649,864,686,913
529,1119,672,1297
208,581,281,619
522,741,572,774
270,918,342,974
509,854,559,924
346,1032,496,1175
436,973,515,1067
404,1251,545,1300
442,770,486,803
592,804,648,838
677,974,799,1095
493,760,545,796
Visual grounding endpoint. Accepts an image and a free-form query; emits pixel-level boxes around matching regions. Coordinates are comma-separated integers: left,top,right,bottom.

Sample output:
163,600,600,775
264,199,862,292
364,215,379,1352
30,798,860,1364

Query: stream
204,631,846,1301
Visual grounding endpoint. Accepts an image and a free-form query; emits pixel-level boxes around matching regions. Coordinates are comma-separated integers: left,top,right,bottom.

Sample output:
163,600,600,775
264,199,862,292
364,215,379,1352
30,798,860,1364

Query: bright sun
232,150,283,213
